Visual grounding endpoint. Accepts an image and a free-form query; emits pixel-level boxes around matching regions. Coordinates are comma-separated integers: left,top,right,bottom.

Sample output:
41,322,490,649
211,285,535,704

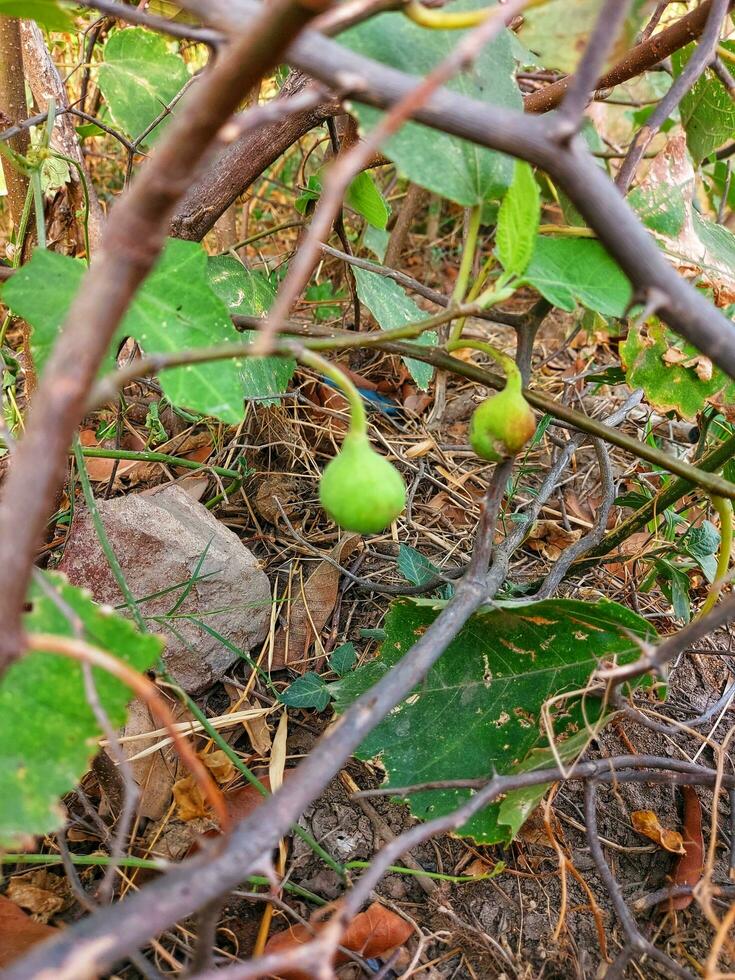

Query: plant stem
382,341,735,499
449,204,482,343
404,0,500,29
697,495,733,618
295,346,367,437
77,447,244,482
585,432,735,562
446,337,520,388
0,854,325,904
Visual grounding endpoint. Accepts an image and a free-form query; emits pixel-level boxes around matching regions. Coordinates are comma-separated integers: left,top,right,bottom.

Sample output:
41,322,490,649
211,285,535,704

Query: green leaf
685,521,720,583
207,255,296,406
521,237,632,317
363,225,390,262
340,15,520,205
352,267,435,389
278,672,331,712
496,161,540,278
295,174,321,215
519,0,650,74
674,43,735,163
3,240,248,423
98,28,190,144
397,544,441,588
329,643,357,677
331,597,655,843
629,182,686,238
306,280,345,322
346,172,389,229
621,318,735,420
0,572,162,846
0,0,72,29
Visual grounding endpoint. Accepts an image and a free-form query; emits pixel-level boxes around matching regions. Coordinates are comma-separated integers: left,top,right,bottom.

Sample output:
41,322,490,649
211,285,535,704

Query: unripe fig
319,432,406,534
469,384,536,462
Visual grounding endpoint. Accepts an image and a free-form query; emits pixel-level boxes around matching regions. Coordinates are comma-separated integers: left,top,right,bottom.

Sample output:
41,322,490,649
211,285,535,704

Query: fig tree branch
524,0,735,113
0,0,333,674
3,462,513,980
616,0,731,192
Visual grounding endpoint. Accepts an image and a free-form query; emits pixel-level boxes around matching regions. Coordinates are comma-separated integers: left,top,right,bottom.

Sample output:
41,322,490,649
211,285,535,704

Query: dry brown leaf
204,749,235,785
631,810,685,855
172,773,209,822
425,491,470,527
0,895,58,967
78,427,143,484
670,786,704,910
224,684,272,756
271,534,362,671
525,521,582,562
254,474,300,525
6,870,69,923
107,699,189,821
263,901,413,979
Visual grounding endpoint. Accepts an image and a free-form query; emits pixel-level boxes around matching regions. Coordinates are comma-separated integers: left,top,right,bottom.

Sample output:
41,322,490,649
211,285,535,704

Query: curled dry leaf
271,534,362,671
172,750,235,821
526,521,583,562
631,810,685,855
669,786,704,911
5,871,69,923
0,895,58,968
263,901,413,980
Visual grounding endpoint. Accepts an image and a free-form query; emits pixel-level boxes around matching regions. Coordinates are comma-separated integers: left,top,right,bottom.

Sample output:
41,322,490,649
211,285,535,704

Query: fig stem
449,204,483,344
296,346,367,437
445,338,521,390
696,494,734,619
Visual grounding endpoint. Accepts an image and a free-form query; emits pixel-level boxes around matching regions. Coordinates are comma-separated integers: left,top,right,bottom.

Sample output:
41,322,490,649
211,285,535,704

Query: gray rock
59,485,271,692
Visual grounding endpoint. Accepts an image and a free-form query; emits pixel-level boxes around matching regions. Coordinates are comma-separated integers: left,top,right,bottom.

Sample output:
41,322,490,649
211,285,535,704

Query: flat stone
59,485,271,692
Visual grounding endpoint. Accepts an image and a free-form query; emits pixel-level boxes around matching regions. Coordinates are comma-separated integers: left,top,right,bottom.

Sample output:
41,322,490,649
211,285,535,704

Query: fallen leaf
669,786,704,910
0,895,58,967
525,521,582,562
271,535,362,671
254,474,301,526
631,810,685,855
78,427,144,484
6,871,69,923
204,749,235,785
263,901,413,979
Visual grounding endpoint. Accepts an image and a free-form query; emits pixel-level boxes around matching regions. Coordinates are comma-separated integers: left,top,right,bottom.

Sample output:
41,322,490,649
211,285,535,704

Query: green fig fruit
469,385,536,462
319,432,406,534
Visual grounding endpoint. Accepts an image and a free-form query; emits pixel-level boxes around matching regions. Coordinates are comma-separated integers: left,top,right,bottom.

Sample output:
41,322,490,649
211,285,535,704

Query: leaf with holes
207,255,296,406
621,318,735,420
330,597,655,844
521,237,632,317
0,572,161,846
3,240,248,423
340,13,520,205
98,28,190,144
353,267,435,389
